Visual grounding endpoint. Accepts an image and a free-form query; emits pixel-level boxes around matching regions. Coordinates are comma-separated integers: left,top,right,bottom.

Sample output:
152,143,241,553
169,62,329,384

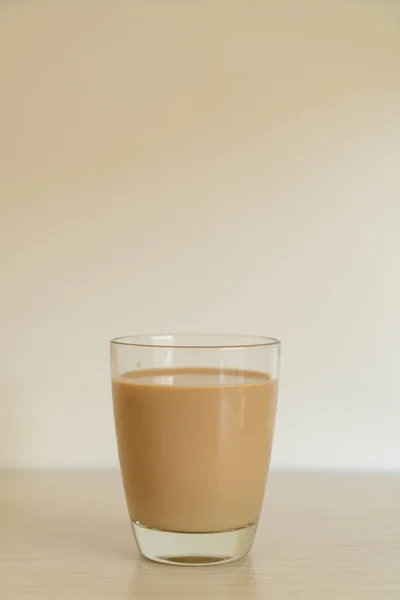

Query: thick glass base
131,521,257,566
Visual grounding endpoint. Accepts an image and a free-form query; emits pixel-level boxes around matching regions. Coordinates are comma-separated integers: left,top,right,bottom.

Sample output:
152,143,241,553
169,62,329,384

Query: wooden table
0,472,399,599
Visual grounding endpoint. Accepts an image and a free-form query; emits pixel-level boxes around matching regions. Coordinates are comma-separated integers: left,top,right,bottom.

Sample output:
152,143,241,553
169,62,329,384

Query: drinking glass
111,334,280,566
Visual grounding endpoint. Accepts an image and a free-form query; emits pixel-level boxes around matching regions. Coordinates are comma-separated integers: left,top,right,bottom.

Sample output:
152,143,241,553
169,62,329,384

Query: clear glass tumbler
111,334,280,566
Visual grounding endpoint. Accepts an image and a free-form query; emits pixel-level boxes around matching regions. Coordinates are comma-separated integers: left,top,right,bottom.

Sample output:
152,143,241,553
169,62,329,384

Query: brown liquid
113,368,277,533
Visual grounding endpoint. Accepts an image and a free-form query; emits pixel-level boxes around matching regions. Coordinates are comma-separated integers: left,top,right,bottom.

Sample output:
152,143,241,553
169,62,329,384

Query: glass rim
110,333,281,349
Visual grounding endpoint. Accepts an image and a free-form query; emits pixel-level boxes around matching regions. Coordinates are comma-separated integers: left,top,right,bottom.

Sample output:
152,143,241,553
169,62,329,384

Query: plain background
0,0,399,470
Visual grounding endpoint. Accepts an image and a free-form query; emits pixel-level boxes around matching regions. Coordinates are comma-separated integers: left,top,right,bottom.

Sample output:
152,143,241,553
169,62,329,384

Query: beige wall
1,0,399,469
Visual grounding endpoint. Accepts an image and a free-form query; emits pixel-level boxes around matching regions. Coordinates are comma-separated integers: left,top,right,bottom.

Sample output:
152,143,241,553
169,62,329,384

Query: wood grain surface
0,472,399,599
